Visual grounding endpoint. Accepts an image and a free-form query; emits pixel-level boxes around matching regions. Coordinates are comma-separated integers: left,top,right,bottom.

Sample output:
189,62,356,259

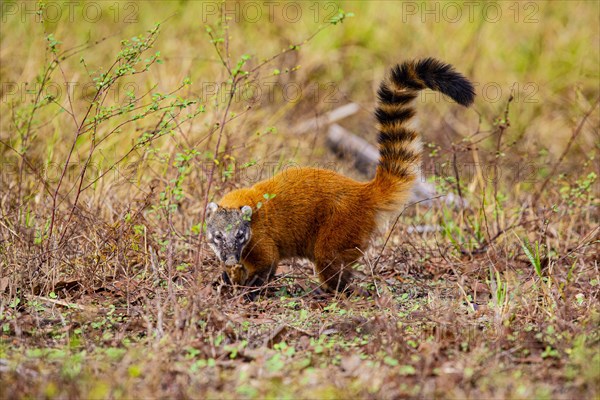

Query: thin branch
372,195,445,271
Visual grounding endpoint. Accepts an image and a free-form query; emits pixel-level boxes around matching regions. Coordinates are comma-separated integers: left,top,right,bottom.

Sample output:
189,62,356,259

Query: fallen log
326,123,467,207
291,103,361,135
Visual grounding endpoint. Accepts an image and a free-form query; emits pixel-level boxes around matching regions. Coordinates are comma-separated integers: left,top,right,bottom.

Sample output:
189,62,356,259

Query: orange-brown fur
206,58,475,294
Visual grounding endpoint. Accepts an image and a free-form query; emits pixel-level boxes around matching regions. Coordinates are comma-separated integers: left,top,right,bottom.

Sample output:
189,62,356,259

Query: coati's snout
224,255,238,266
205,202,253,280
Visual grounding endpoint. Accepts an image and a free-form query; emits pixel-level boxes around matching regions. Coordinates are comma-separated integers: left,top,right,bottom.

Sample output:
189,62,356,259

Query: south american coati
205,58,475,295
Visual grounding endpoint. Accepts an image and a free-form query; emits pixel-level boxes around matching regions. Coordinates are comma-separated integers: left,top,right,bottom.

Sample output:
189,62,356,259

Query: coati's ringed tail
371,58,475,210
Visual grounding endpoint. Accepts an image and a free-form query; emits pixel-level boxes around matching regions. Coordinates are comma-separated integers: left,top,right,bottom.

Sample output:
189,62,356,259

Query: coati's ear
241,205,252,221
206,202,218,217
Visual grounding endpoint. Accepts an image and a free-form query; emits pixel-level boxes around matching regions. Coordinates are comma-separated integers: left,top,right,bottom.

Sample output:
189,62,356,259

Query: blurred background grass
1,0,598,175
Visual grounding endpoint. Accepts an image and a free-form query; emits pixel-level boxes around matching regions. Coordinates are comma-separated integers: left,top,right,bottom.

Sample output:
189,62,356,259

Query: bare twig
372,195,445,272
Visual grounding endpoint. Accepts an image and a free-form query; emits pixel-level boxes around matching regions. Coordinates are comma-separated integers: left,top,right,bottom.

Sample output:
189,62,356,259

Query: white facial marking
208,243,222,261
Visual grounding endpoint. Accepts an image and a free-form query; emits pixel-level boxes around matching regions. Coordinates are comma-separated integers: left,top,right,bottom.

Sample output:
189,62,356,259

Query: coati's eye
213,232,223,241
236,230,245,240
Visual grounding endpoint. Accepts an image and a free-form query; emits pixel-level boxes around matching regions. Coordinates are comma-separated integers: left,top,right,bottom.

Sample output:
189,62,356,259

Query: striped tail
370,58,475,210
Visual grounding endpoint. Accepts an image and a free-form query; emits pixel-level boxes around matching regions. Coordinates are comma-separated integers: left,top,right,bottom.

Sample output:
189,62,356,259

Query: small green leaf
383,356,399,366
398,364,416,375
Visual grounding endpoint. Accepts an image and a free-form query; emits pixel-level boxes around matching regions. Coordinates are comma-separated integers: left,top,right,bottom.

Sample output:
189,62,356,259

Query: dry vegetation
1,1,599,398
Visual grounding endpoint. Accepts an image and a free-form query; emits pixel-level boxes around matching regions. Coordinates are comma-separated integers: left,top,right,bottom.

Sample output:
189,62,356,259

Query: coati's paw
310,286,334,300
224,264,248,285
319,281,371,298
342,284,371,298
243,288,261,302
214,267,248,297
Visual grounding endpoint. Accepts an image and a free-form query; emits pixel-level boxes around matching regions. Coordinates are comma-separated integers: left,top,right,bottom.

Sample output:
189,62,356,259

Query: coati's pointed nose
224,256,238,266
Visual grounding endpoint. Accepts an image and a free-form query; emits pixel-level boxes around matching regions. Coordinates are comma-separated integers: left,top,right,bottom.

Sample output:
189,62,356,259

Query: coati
205,58,475,295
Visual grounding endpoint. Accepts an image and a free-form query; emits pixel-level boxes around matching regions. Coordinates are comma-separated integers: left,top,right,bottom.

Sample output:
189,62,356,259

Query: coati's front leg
221,264,248,285
242,261,277,300
221,262,276,300
223,238,279,299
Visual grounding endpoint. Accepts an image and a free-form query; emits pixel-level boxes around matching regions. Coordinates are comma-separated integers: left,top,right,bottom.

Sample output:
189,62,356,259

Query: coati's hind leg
314,247,362,294
313,218,371,295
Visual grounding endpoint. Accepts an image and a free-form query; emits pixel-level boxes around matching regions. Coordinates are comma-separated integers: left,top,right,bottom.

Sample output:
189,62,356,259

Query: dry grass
1,1,599,398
